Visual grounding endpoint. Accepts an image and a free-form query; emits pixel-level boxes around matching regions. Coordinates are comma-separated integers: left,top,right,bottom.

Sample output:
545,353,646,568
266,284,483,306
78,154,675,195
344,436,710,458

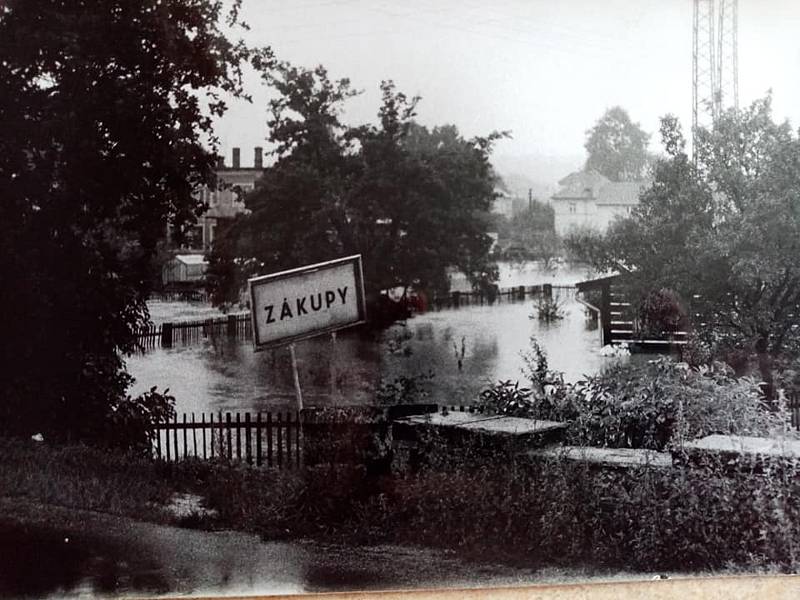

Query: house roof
596,181,647,205
551,170,648,205
174,254,208,266
575,273,623,291
552,170,609,199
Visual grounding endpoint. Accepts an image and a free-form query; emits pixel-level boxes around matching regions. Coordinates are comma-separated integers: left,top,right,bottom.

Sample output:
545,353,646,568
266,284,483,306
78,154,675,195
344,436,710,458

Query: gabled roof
596,181,647,205
552,170,609,199
551,169,649,205
174,254,208,266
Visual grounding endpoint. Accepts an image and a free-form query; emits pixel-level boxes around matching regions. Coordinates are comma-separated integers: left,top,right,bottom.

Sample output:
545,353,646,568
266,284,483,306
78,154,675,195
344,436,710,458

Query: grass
3,435,800,575
0,439,177,522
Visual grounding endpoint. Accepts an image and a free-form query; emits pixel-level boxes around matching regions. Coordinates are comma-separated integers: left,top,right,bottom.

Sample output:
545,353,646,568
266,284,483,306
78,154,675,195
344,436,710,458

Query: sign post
249,255,367,411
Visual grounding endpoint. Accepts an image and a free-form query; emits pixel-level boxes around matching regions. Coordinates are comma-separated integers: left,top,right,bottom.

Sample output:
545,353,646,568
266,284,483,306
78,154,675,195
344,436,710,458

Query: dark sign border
248,254,367,351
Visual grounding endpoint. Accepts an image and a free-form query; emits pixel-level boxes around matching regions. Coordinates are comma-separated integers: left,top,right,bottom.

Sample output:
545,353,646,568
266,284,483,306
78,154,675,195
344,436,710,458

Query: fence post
226,413,233,461
245,412,252,465
227,314,237,338
601,281,612,346
161,322,173,348
256,412,263,467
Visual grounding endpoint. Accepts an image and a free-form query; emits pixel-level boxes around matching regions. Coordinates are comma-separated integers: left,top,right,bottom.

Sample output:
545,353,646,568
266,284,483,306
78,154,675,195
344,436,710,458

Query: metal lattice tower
693,0,739,150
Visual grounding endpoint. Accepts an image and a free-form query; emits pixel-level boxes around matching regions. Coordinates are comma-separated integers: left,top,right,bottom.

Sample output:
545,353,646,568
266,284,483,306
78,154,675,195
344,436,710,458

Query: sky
214,0,800,187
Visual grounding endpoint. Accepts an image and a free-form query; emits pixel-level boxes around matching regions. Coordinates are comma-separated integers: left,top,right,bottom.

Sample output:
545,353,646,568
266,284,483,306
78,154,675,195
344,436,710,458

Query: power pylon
692,0,739,150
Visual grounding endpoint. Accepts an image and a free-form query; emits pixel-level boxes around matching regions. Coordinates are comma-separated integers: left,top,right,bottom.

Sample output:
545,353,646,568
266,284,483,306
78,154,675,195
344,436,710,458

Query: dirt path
0,498,680,598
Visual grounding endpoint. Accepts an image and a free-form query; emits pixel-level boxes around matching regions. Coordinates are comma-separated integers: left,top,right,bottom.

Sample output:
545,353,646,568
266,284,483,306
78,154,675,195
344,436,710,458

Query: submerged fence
430,284,575,310
135,313,251,351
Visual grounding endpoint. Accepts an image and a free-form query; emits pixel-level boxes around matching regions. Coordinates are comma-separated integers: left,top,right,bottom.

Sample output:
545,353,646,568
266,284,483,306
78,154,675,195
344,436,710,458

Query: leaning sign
249,255,366,351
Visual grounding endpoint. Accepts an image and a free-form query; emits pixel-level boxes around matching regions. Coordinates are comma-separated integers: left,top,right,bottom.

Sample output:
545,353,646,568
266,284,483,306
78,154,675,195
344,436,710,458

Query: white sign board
249,255,366,350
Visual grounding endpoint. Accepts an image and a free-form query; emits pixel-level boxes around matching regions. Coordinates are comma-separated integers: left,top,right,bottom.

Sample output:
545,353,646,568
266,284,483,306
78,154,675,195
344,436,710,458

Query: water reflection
128,294,627,415
0,517,563,598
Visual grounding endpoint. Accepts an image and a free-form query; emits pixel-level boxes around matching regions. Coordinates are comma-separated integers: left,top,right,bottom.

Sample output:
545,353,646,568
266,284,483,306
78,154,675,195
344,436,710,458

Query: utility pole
528,188,532,211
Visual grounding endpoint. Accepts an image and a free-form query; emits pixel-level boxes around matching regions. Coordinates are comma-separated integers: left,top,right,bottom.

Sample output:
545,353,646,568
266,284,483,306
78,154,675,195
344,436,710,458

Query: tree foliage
569,96,800,394
208,62,505,311
584,106,651,181
497,200,561,267
0,0,258,438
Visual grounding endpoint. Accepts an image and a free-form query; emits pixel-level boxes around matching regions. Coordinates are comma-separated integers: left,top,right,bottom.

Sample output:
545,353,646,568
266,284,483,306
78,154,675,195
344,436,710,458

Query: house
172,146,265,251
162,254,209,286
551,170,647,235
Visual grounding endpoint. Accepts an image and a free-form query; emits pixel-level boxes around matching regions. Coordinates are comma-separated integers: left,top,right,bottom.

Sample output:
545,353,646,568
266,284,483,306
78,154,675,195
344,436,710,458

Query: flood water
128,263,629,414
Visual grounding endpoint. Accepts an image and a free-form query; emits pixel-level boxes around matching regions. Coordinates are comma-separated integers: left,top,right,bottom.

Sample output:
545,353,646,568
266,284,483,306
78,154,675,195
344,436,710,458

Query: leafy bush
568,358,783,451
375,371,435,405
637,288,687,338
481,337,786,451
478,380,532,415
531,296,565,322
99,386,176,455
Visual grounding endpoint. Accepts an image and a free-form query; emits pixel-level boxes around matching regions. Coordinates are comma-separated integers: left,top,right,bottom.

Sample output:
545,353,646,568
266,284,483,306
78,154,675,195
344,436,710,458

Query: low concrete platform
392,412,569,465
527,446,673,469
395,412,567,442
675,435,800,473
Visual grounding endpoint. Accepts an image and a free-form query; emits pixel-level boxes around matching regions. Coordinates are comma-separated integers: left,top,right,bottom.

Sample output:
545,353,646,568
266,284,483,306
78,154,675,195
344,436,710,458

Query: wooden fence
135,313,251,351
430,284,575,310
151,411,301,467
150,290,208,303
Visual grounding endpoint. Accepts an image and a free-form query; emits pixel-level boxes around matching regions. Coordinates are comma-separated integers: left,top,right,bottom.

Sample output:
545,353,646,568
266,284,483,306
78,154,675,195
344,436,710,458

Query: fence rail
134,314,251,351
430,284,575,310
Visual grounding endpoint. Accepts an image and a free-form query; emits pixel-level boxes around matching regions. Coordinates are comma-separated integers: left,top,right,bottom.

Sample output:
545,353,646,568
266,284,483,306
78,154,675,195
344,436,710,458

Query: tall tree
0,0,259,438
569,97,800,395
584,106,651,181
209,63,505,311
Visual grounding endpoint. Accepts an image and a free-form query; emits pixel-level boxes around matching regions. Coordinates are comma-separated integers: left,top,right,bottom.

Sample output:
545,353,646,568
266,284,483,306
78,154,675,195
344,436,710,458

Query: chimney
216,155,225,169
232,147,240,169
254,146,263,169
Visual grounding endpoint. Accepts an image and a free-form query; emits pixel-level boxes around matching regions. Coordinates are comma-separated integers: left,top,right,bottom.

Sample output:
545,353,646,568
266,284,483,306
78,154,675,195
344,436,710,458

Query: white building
551,170,647,236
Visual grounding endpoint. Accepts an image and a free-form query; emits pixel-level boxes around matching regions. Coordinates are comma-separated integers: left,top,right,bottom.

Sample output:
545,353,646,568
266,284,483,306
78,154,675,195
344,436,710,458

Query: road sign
249,255,366,351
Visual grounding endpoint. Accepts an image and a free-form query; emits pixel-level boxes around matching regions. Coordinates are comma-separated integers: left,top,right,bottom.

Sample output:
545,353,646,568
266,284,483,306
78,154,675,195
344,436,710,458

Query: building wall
595,204,634,232
552,197,598,235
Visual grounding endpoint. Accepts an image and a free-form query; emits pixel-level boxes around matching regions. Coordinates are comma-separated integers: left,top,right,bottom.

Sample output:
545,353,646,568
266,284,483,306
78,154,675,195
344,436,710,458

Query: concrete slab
528,446,672,469
683,435,800,458
399,412,568,437
676,435,800,474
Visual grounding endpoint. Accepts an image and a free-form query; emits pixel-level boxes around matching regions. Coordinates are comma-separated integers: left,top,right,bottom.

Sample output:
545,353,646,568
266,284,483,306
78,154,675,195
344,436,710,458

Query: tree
499,201,561,268
569,97,800,397
584,106,651,181
208,62,505,313
0,1,259,438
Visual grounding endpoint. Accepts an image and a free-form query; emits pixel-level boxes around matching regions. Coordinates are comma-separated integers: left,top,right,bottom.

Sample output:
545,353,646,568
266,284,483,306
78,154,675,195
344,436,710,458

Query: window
569,202,577,214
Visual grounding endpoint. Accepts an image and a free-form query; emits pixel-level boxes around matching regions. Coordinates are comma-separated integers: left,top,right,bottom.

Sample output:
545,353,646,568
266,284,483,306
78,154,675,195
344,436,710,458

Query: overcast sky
214,0,800,183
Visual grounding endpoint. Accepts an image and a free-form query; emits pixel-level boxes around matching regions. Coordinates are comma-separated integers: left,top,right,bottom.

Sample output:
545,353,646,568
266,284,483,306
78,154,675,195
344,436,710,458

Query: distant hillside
496,173,552,202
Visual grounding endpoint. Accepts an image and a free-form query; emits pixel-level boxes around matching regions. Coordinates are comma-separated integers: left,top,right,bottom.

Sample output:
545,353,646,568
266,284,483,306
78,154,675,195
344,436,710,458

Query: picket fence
151,411,301,467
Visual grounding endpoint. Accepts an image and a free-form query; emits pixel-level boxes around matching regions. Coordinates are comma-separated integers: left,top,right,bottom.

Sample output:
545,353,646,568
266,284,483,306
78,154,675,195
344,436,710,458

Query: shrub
637,288,687,338
568,358,783,451
478,380,532,416
99,386,176,455
530,296,565,322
